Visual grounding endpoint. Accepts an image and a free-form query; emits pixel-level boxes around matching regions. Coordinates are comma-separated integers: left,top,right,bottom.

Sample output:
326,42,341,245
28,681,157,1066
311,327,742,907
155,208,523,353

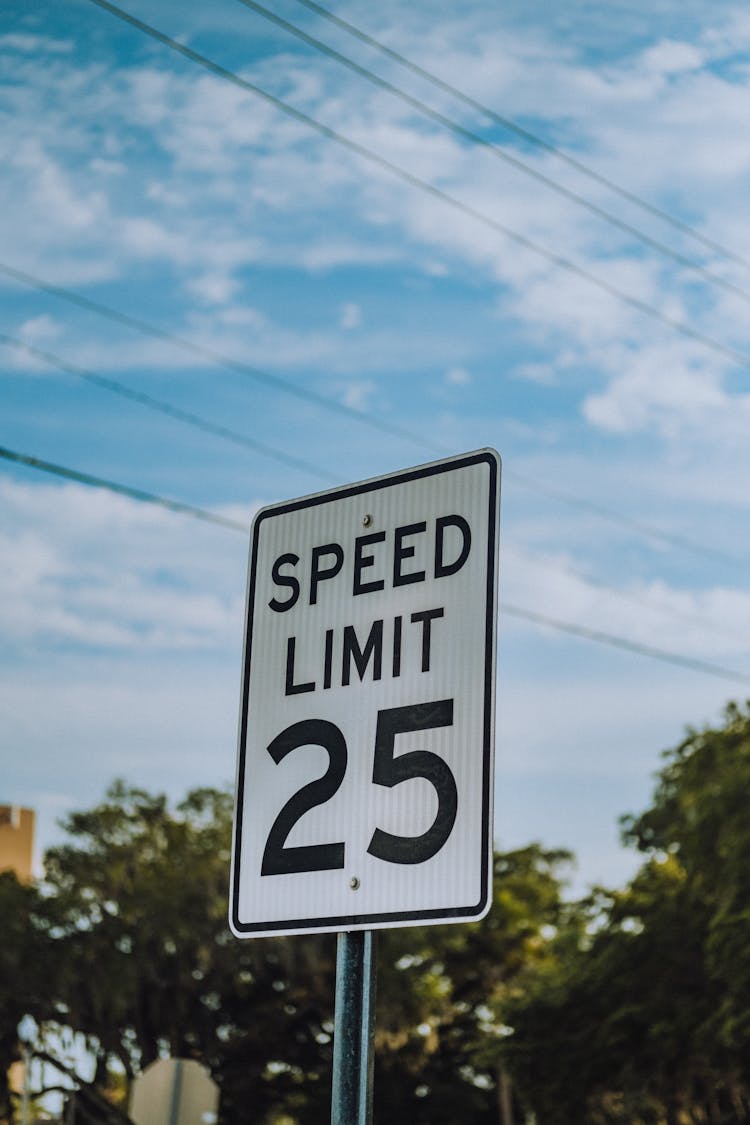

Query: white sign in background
230,449,500,937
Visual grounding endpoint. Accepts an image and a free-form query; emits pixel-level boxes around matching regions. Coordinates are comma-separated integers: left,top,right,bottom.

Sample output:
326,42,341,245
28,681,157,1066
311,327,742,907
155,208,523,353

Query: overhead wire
0,333,336,483
234,0,750,310
3,441,750,687
290,0,750,274
0,444,247,532
503,605,750,687
81,0,750,382
507,470,746,570
5,12,748,719
4,0,746,575
56,0,750,572
503,544,749,646
0,262,430,454
5,329,744,646
3,260,745,571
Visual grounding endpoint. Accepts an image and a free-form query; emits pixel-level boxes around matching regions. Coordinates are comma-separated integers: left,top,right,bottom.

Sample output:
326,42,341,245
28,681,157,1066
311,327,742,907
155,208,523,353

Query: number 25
261,700,457,875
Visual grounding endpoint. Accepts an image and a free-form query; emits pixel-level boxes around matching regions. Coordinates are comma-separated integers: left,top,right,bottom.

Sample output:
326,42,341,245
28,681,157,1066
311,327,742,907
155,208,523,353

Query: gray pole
330,930,377,1125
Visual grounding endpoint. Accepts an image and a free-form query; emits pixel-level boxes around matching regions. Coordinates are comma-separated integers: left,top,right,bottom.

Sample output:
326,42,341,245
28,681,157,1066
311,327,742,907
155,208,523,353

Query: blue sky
3,0,750,895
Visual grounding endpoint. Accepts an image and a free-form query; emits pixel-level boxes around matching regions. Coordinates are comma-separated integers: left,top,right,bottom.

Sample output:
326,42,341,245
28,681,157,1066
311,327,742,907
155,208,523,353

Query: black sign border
231,448,500,936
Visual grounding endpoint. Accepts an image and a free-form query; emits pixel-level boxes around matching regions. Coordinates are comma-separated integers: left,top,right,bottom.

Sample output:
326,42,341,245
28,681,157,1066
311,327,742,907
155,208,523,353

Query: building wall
0,805,35,883
1,805,36,1099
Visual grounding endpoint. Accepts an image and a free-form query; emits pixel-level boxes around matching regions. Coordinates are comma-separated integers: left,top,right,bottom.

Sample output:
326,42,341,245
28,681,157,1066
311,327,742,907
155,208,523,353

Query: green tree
23,782,576,1125
42,781,337,1125
623,700,750,1118
373,844,577,1124
0,872,57,1122
507,701,750,1124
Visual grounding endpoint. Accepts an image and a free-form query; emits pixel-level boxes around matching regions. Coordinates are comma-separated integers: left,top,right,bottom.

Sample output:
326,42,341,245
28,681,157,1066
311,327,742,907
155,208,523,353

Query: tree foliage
16,702,750,1125
2,780,573,1125
374,844,576,1123
507,701,750,1124
40,781,338,1125
0,872,58,1120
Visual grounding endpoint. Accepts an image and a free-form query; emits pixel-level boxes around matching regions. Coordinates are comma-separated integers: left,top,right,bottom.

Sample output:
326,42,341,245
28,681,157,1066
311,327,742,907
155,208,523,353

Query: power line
0,262,431,454
0,333,336,483
291,0,750,275
503,604,750,687
3,440,749,687
503,544,748,646
3,259,744,571
235,0,750,310
0,4,739,587
73,0,750,571
5,329,741,644
5,0,747,570
0,444,248,532
82,0,750,381
508,470,745,570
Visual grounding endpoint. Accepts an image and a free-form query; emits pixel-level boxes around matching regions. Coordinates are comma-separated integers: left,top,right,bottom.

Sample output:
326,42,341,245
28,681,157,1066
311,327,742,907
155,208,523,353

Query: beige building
2,805,36,1102
0,804,35,882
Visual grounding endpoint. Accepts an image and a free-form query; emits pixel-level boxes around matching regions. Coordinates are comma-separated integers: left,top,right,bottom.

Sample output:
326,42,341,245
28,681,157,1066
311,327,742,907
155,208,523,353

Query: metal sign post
331,931,377,1125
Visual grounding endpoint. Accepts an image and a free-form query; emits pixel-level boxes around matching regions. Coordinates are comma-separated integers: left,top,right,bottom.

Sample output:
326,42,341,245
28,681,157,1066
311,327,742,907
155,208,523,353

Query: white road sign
230,449,501,937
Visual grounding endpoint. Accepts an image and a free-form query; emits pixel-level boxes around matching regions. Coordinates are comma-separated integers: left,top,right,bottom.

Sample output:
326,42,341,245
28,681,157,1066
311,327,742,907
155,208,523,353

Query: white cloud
502,542,750,663
445,366,471,386
88,158,126,177
3,2,749,309
298,241,401,270
0,479,250,653
13,137,108,233
640,39,705,76
583,354,722,434
145,181,186,208
339,302,363,329
5,0,750,902
496,656,735,893
514,361,557,386
581,340,750,444
0,33,73,54
115,216,190,263
0,661,241,863
19,314,63,345
187,271,240,306
340,379,376,410
210,304,268,330
5,14,749,502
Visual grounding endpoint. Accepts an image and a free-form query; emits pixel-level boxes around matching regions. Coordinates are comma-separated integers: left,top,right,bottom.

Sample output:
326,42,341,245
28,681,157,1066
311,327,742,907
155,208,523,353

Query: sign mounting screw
349,876,360,890
362,514,373,528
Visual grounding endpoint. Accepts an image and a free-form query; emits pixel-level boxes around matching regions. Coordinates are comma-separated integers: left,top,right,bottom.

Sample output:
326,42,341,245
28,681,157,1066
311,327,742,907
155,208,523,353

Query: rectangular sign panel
230,449,500,937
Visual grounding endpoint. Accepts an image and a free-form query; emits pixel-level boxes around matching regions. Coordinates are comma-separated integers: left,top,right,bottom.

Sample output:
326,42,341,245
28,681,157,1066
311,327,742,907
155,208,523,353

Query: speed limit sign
230,449,500,937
